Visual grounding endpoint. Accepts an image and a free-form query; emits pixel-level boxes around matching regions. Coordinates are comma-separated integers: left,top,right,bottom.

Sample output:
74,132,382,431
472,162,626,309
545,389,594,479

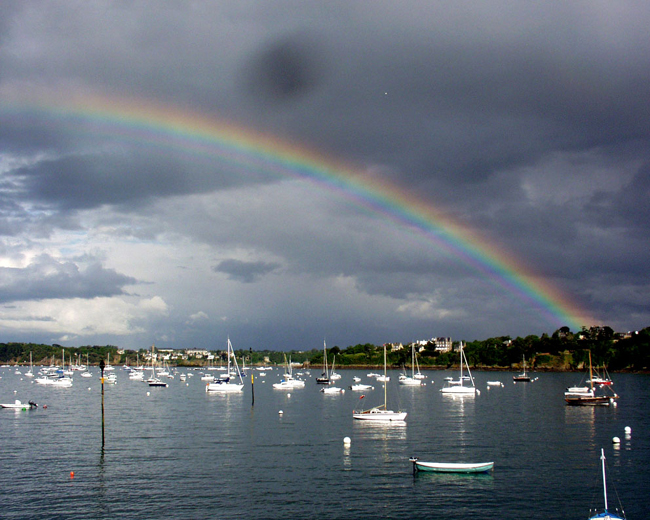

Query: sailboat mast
460,343,464,382
384,343,388,410
324,339,328,377
227,337,232,378
411,344,415,377
589,350,594,393
600,448,609,511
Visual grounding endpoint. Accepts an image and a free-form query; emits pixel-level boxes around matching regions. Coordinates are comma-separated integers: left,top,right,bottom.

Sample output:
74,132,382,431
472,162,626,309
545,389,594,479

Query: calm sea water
1,367,648,519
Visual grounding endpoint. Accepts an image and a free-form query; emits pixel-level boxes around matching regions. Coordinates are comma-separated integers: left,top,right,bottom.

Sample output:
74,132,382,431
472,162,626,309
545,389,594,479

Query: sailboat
272,355,305,389
81,353,92,378
24,352,34,378
329,355,341,380
353,344,406,421
512,355,531,382
440,342,478,395
206,338,244,392
35,349,73,387
316,340,331,385
565,351,618,406
147,345,168,387
413,350,426,380
398,344,422,386
588,449,625,520
588,364,614,386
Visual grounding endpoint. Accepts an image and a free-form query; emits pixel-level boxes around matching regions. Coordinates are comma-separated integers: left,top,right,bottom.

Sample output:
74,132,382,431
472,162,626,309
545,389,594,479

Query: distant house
431,337,453,352
185,349,210,359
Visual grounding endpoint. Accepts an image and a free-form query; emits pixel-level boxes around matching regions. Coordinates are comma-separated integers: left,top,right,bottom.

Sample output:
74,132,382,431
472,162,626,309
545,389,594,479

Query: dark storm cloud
243,35,325,102
7,149,263,212
213,259,281,283
0,1,649,347
0,254,137,303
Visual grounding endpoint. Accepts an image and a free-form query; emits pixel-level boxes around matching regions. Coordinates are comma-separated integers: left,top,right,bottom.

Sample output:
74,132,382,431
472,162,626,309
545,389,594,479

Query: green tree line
2,326,649,371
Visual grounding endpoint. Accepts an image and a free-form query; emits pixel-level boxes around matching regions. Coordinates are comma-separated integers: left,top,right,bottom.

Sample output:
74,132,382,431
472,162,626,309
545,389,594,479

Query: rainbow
1,89,595,330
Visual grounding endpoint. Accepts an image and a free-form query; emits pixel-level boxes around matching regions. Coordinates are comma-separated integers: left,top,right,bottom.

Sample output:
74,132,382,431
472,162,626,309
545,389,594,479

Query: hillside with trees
1,326,648,372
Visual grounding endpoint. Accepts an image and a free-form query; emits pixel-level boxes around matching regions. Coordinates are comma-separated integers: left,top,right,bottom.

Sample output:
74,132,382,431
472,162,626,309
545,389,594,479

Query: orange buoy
70,471,75,478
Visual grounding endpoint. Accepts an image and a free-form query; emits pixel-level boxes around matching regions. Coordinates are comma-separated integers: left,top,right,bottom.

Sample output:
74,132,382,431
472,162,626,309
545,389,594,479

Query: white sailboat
589,449,625,520
399,344,422,386
329,355,341,381
206,338,244,392
147,345,168,387
272,355,305,389
413,350,426,380
353,345,406,421
24,352,34,378
513,355,531,382
440,342,478,395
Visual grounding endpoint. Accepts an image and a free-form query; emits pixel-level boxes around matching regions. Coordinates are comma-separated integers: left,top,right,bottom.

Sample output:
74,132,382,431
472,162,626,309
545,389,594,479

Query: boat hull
353,408,407,421
440,386,476,395
398,377,422,386
411,458,494,473
565,396,614,406
206,382,243,392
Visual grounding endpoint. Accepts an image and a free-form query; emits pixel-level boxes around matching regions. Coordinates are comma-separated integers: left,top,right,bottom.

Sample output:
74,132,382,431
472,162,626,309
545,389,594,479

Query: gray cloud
214,258,281,283
0,254,137,303
0,2,648,349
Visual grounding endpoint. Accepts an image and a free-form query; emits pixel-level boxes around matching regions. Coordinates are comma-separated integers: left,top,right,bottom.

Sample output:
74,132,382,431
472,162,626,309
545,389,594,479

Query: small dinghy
409,457,494,474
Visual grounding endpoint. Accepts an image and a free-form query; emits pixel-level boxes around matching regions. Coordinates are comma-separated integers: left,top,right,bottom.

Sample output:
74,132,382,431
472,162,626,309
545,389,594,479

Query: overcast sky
1,2,648,352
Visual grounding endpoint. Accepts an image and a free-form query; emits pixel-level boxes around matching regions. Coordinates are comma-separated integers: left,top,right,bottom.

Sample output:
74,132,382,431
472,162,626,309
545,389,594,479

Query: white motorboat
1,399,37,410
349,383,374,391
320,386,344,394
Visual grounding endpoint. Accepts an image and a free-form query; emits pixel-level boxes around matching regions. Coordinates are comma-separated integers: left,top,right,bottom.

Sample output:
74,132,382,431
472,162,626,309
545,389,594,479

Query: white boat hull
441,386,476,395
349,384,374,391
410,458,494,473
206,382,243,392
1,400,36,409
353,408,407,421
398,376,422,386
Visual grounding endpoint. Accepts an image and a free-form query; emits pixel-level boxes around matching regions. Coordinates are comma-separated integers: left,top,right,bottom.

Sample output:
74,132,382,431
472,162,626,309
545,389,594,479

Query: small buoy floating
612,436,621,444
624,426,632,434
70,471,75,479
278,410,283,415
343,436,351,445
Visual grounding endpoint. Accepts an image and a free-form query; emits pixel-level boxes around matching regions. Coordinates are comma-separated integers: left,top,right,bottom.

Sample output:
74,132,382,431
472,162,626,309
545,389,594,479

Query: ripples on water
1,369,648,519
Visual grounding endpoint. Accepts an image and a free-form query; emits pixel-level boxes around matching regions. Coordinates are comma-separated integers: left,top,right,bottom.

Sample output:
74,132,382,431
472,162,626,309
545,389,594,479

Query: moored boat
440,343,478,395
565,351,618,406
513,355,531,382
1,399,38,410
205,337,244,393
588,448,625,520
409,457,494,474
353,345,406,422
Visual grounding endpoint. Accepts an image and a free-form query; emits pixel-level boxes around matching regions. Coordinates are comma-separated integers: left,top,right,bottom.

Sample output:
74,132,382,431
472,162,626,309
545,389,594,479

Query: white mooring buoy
612,436,621,444
343,436,351,445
